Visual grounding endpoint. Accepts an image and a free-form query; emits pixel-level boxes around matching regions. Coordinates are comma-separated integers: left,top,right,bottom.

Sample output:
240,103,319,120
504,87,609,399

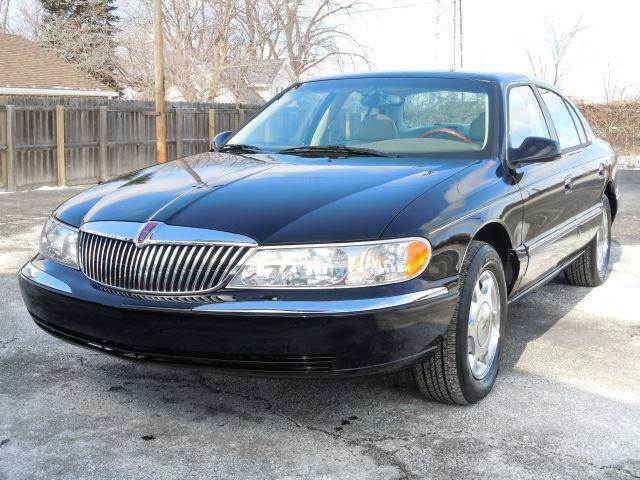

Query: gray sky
335,0,638,101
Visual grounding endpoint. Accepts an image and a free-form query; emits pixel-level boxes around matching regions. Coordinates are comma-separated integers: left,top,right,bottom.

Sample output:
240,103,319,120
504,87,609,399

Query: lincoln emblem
136,221,160,245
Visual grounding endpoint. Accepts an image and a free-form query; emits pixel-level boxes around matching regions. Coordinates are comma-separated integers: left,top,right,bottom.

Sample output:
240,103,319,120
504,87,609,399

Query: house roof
221,60,295,103
0,34,116,97
242,60,288,87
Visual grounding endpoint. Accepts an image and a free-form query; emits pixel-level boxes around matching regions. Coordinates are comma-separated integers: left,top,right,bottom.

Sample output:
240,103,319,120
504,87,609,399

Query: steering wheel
420,128,471,143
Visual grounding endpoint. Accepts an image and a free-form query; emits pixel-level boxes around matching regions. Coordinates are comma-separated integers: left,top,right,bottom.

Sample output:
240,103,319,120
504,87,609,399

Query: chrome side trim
528,203,603,253
80,221,258,247
193,286,449,315
20,261,72,294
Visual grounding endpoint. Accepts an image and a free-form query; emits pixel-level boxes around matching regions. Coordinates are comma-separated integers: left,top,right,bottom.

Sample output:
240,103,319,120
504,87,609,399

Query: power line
331,1,436,16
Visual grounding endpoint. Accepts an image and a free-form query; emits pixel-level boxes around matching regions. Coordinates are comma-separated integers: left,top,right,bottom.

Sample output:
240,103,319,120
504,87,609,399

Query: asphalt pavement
1,173,639,480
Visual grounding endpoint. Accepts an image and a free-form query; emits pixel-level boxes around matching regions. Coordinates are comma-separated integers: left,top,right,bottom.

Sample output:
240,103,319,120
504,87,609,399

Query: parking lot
1,172,639,480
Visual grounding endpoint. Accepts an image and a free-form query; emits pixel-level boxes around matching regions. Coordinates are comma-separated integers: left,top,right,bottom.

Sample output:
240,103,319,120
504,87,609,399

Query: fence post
175,108,183,159
55,105,66,187
0,108,7,190
98,106,108,182
238,108,246,127
5,105,16,191
208,108,216,148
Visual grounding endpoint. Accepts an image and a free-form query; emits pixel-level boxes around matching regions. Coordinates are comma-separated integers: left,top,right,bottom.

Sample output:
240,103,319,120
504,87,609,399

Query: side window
566,101,587,144
508,85,550,149
539,88,581,149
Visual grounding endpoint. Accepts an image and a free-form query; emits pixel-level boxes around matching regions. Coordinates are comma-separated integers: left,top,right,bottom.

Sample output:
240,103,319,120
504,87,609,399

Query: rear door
538,88,606,250
509,84,581,291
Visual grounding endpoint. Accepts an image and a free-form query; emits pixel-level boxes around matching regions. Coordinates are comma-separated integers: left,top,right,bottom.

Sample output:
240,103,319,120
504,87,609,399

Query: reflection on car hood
55,152,476,243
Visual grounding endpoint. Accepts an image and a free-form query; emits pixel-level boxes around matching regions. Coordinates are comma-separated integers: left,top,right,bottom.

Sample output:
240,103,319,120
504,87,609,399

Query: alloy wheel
596,208,610,277
467,270,501,380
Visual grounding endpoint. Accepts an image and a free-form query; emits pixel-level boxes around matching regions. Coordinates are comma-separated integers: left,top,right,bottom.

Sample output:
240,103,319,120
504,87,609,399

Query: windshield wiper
218,143,263,153
279,145,397,158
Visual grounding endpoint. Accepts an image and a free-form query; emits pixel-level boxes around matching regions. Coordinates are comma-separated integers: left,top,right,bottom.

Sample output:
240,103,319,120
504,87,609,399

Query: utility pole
452,0,458,69
435,0,464,71
153,0,167,164
458,0,463,69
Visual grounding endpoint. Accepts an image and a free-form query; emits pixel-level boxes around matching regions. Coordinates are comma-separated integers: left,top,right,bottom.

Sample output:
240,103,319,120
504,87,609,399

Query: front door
508,84,582,292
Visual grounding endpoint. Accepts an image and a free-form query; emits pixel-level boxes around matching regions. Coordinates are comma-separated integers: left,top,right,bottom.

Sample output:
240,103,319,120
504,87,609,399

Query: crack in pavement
192,377,640,479
22,355,640,479
194,374,430,478
195,375,314,432
357,430,640,479
499,436,640,479
346,441,418,480
0,337,16,349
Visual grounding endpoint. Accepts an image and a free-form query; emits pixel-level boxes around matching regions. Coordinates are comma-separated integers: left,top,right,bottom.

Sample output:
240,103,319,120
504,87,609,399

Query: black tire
564,195,611,287
412,241,508,405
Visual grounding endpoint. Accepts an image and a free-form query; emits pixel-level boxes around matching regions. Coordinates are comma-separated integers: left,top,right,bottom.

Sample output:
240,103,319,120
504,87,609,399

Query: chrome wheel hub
596,209,609,276
467,270,501,380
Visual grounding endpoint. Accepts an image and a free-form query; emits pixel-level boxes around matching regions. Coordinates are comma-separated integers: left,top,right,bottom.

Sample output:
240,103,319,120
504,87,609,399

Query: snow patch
35,185,70,191
618,155,640,170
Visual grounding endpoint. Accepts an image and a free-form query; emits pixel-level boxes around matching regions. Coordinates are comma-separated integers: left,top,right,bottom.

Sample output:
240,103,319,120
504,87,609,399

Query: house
0,33,117,98
215,59,297,104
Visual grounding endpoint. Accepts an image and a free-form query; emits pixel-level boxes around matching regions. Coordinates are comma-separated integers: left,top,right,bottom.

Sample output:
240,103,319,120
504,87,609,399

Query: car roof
305,70,533,87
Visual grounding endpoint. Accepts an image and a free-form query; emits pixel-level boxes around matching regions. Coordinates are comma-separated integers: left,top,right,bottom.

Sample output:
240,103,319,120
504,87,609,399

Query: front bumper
19,258,459,377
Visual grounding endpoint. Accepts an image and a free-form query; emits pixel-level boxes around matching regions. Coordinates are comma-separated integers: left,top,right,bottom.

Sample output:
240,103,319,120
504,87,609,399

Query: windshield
228,77,494,158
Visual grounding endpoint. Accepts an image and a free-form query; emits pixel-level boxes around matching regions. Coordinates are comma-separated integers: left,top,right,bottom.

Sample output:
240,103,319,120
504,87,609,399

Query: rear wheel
564,195,611,287
412,241,507,404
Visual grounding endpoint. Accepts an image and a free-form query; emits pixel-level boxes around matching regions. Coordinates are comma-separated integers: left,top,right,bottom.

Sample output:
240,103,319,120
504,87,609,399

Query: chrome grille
78,231,251,294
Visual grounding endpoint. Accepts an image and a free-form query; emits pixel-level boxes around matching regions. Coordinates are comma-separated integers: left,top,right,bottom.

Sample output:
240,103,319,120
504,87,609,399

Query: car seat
357,114,399,141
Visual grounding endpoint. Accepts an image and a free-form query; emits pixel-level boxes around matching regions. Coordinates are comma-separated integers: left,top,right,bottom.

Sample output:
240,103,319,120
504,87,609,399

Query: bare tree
0,0,11,33
117,0,370,101
600,63,640,103
266,0,370,77
118,0,245,100
15,1,45,39
526,17,587,86
0,0,45,39
238,0,282,61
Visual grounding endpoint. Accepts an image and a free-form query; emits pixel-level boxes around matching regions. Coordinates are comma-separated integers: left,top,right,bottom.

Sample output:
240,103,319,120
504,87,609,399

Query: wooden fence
0,97,261,191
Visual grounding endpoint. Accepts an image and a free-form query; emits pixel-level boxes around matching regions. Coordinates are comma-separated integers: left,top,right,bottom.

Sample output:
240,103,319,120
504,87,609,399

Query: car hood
56,152,476,244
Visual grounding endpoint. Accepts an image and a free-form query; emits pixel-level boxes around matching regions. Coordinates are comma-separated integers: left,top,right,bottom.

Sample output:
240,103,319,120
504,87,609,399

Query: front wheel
564,195,612,287
413,241,508,404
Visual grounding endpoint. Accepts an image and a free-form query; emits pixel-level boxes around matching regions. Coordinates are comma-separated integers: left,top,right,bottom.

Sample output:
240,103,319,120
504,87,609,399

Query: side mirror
211,131,232,151
509,137,561,165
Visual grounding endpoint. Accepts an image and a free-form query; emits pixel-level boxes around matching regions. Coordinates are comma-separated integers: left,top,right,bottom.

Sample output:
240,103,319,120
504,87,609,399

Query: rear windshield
229,77,495,158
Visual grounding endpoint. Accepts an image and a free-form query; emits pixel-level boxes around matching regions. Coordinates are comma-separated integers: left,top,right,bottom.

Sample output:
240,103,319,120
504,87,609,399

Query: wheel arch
470,221,520,295
604,181,617,221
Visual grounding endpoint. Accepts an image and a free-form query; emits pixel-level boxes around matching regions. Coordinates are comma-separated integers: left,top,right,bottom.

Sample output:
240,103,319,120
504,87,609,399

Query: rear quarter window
539,88,582,150
565,101,587,144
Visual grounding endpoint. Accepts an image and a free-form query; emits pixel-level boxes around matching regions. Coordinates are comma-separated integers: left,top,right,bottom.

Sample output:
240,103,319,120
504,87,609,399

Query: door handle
598,164,605,177
564,176,574,193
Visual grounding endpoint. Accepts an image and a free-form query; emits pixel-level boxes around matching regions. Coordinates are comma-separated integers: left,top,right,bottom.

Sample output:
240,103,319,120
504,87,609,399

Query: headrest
358,114,398,141
469,112,486,142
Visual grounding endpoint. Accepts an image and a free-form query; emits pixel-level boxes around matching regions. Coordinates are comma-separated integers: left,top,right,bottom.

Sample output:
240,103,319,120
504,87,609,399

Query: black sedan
19,71,619,404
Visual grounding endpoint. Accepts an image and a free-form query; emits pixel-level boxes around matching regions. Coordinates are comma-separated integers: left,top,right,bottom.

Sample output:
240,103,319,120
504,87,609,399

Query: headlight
229,238,431,288
40,217,79,269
